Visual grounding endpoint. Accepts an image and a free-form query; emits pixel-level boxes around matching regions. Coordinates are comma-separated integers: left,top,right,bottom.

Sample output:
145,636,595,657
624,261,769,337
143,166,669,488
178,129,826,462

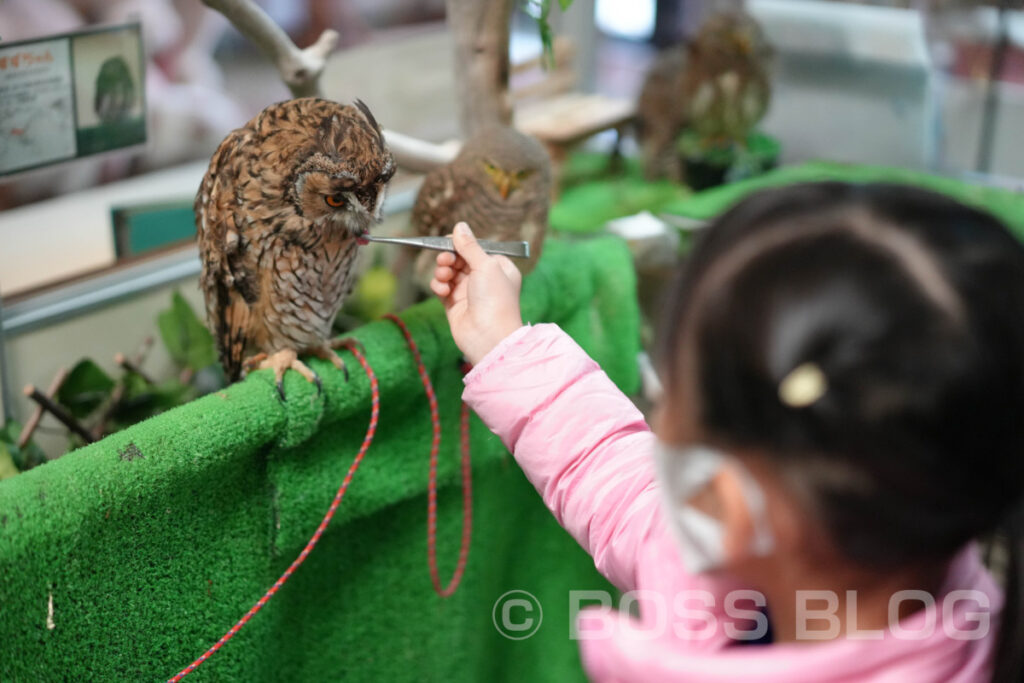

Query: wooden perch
95,336,155,439
23,384,95,445
17,368,68,449
202,0,458,170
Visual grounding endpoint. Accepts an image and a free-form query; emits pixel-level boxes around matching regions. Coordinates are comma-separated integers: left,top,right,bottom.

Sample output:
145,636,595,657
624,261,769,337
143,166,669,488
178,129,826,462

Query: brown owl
410,126,551,281
637,11,773,181
196,97,395,397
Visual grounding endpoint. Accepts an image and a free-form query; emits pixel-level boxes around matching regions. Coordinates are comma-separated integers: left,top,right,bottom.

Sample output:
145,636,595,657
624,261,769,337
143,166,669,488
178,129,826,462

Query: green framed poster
0,23,146,176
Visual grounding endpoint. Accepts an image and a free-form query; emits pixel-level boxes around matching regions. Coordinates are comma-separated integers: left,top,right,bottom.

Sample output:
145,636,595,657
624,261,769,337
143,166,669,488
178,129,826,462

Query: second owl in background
637,10,773,182
410,126,552,284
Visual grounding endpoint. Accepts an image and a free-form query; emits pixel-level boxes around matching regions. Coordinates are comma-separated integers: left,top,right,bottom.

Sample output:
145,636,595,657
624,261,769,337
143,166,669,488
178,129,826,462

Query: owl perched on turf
196,97,395,397
411,126,551,280
637,11,773,181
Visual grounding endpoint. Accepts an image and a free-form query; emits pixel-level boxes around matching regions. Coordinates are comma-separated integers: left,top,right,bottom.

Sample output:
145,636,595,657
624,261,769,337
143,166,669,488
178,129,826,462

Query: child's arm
431,224,663,590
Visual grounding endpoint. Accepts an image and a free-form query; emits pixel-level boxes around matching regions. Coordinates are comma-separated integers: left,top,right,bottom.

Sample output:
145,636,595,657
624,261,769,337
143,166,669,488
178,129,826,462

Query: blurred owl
196,97,395,397
637,11,773,181
411,126,551,281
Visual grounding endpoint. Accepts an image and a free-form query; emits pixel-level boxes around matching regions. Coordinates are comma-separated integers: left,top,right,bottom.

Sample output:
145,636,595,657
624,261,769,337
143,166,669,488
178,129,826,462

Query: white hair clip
778,362,828,408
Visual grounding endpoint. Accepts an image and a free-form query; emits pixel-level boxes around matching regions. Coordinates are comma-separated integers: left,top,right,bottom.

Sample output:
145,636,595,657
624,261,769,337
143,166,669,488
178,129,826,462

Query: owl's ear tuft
316,115,339,151
354,99,386,150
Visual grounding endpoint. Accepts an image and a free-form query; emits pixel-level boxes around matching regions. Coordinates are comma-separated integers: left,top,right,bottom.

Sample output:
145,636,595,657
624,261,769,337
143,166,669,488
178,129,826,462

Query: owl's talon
247,349,320,401
309,344,350,383
241,352,269,377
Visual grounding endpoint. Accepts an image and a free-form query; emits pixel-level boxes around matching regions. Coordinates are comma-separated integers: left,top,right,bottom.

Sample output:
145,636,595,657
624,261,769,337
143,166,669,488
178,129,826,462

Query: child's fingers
430,278,451,298
452,223,489,267
436,251,456,267
495,256,521,285
434,265,455,282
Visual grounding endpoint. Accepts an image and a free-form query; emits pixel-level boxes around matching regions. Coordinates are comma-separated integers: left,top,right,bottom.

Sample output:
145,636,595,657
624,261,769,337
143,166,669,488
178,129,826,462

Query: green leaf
57,359,115,418
522,0,559,69
0,441,19,480
539,21,555,69
0,420,16,445
0,421,47,472
157,292,217,371
112,378,193,427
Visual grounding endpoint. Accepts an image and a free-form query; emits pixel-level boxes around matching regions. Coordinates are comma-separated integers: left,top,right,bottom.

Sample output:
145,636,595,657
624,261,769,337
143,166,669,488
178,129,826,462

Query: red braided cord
384,314,473,598
168,343,379,682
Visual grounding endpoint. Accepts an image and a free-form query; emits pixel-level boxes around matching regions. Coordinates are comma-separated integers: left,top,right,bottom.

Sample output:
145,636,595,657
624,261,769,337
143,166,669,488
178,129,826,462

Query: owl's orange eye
325,194,346,208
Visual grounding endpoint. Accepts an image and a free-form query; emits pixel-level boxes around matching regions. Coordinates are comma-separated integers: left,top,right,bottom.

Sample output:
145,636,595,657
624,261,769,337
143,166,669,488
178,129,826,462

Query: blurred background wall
3,0,1024,444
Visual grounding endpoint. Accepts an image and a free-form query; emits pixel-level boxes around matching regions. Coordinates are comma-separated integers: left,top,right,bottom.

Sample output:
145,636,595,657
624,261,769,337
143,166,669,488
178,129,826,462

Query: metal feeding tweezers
361,235,530,260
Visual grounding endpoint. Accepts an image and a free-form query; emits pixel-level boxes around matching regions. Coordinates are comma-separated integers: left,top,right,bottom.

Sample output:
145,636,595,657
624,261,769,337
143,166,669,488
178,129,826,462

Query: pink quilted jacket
462,324,1002,683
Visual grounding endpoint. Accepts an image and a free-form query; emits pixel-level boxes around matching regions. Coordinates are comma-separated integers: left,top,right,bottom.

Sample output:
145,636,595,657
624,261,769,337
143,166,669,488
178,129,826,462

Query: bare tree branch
23,384,95,445
385,132,460,173
201,0,336,98
201,0,458,169
17,368,68,449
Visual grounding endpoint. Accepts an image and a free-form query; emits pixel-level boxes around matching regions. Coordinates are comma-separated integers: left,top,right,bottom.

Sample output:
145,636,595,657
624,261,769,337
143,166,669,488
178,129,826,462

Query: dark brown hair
661,182,1024,682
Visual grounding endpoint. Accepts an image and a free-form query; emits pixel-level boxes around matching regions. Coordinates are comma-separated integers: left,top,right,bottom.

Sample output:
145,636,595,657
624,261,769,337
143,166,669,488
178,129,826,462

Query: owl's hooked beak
491,172,516,201
498,174,513,200
483,161,518,200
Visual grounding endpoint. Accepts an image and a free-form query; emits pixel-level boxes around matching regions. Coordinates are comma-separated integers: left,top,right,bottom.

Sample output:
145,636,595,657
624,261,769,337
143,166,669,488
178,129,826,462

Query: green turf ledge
0,236,639,682
661,161,1024,241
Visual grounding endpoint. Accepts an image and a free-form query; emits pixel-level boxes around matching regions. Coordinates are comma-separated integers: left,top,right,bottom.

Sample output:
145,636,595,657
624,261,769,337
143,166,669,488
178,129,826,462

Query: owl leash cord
168,317,473,681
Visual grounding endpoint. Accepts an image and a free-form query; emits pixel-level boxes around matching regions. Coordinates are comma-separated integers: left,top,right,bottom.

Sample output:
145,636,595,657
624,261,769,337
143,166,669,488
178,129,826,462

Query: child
430,182,1024,683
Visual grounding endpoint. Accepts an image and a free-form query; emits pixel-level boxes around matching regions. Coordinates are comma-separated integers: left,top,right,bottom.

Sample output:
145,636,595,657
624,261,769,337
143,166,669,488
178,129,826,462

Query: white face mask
654,443,775,575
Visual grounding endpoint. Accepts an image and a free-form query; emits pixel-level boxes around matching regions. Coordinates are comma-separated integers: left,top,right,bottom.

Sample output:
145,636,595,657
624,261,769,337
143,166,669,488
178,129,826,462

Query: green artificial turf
550,154,690,234
0,237,639,682
661,161,1024,242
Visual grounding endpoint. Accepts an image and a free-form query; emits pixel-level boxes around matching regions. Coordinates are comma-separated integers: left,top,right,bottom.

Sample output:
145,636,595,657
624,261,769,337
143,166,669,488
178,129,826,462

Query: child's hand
430,222,524,365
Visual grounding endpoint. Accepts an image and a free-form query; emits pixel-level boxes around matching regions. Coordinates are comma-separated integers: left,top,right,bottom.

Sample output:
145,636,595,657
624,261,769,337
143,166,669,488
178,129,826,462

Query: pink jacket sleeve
462,323,662,590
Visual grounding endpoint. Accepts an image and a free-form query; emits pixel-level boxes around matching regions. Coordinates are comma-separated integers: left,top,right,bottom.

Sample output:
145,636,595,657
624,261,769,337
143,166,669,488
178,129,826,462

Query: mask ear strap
657,444,776,558
729,459,775,556
663,445,725,502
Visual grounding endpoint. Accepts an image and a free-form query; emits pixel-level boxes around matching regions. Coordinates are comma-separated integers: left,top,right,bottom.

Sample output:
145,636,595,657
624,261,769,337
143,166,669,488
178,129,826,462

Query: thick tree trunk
445,0,516,136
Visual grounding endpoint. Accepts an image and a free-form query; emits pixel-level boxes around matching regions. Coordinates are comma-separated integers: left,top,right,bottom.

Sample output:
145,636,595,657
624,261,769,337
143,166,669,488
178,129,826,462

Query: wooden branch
94,336,154,440
201,0,337,98
446,0,516,135
114,352,156,386
23,385,95,445
202,0,457,171
385,132,459,173
17,368,68,449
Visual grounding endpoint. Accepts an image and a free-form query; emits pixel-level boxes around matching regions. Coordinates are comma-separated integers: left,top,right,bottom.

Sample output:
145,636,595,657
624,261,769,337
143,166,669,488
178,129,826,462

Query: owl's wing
196,128,261,381
410,166,458,237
